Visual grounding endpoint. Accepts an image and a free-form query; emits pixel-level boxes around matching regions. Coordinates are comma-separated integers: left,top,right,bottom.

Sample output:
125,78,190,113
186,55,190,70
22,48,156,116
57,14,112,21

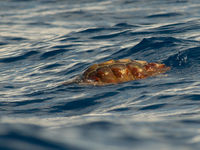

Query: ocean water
1,0,200,149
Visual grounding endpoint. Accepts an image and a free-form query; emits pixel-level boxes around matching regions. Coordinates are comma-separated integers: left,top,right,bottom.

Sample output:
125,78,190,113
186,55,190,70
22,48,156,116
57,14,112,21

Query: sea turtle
65,59,170,85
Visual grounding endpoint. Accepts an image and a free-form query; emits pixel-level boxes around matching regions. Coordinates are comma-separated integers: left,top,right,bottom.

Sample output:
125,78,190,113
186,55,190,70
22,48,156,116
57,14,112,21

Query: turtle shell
81,59,170,85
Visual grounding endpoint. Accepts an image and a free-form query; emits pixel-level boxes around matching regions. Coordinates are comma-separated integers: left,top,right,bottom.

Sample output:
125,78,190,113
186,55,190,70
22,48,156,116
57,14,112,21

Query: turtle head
144,62,170,74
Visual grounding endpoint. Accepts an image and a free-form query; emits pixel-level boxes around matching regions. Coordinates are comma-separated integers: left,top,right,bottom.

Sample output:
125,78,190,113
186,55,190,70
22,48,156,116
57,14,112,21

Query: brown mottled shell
81,59,170,85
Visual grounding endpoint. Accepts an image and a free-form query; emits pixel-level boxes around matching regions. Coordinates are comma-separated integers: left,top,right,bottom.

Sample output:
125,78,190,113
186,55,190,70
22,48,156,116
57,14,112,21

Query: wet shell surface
80,59,170,85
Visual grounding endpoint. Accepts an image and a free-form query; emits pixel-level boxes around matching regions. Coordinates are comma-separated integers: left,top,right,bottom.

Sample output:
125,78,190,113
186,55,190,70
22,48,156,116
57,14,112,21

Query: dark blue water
1,0,200,149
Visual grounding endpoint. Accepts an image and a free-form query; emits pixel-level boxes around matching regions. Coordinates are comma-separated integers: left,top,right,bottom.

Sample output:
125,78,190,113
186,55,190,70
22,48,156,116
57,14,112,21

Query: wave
0,123,82,150
49,91,118,115
40,49,70,59
147,12,182,18
91,30,131,40
110,37,199,66
111,37,179,59
165,46,200,69
0,50,39,63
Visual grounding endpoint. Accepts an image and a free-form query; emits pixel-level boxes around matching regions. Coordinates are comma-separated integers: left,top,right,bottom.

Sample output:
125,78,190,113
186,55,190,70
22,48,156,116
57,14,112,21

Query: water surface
1,0,200,150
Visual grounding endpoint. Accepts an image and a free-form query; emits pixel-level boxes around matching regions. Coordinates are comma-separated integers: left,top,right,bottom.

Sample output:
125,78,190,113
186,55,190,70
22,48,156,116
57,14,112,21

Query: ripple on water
0,51,39,63
1,0,200,150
